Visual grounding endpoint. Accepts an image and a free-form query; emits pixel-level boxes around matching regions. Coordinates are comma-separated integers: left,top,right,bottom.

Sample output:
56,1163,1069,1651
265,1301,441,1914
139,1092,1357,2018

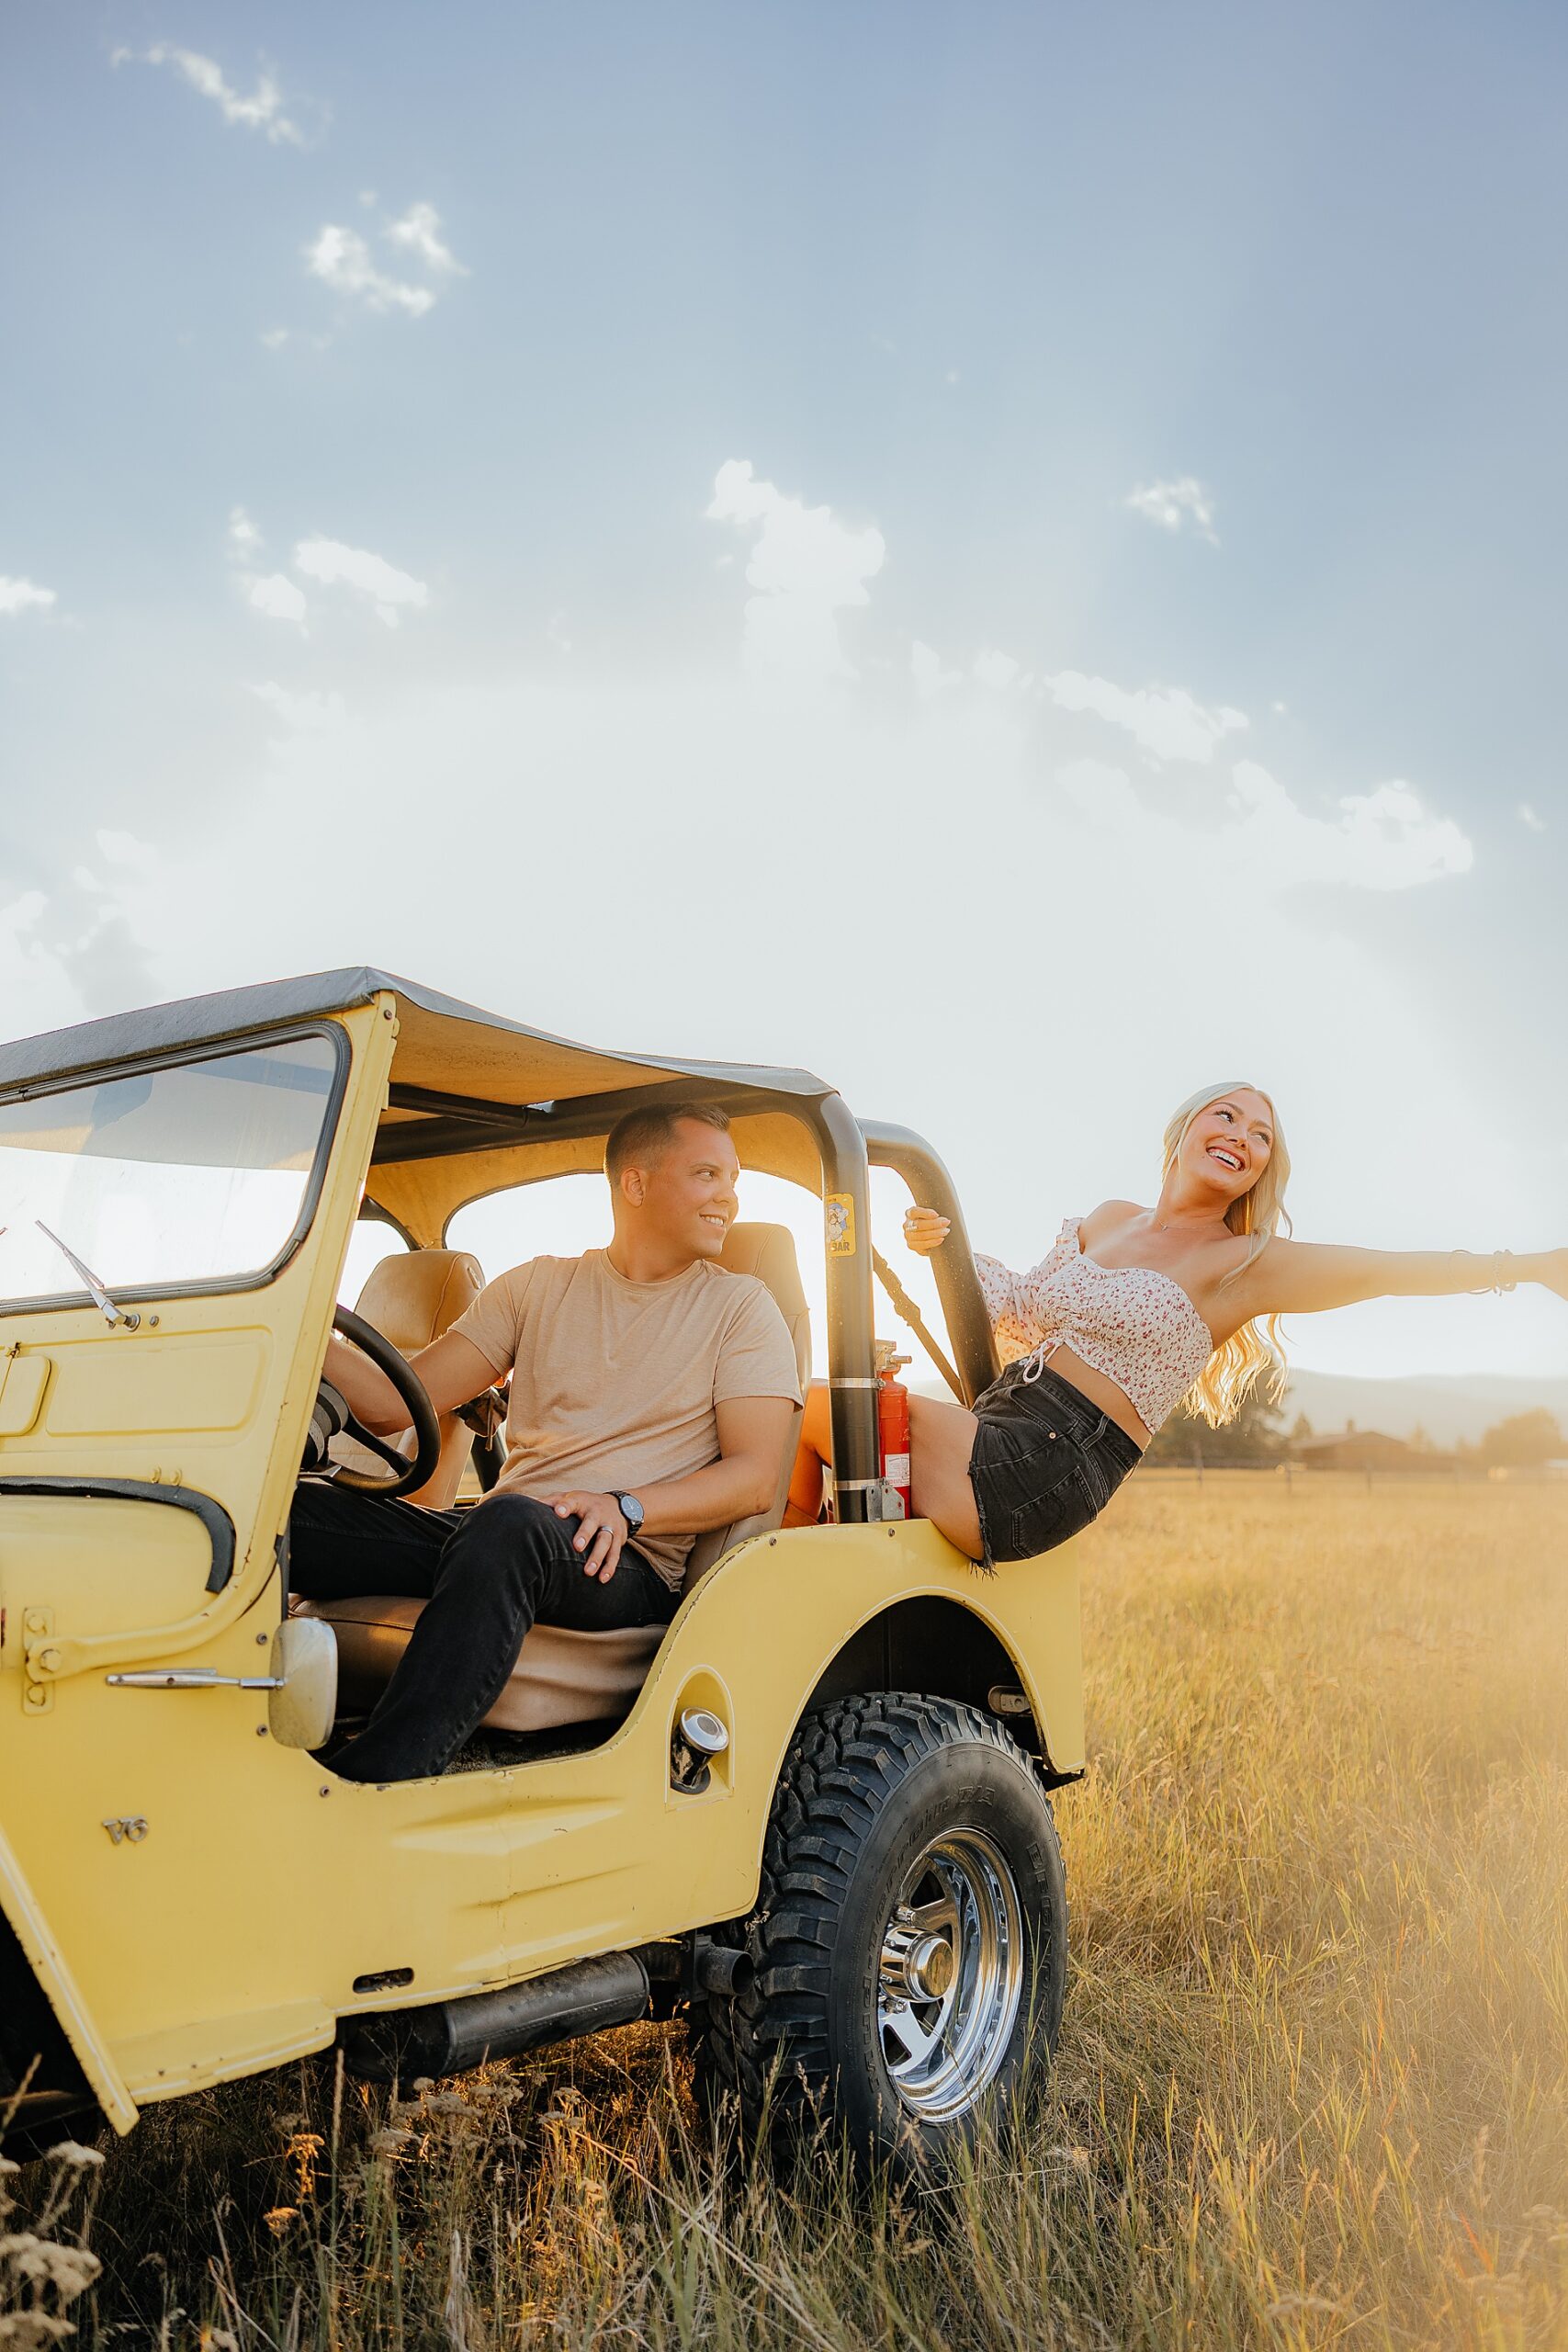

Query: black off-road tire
689,1690,1066,2175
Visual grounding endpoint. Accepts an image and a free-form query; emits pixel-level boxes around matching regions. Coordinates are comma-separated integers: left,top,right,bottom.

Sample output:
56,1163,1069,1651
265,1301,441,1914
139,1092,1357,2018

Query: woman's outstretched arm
1235,1238,1568,1320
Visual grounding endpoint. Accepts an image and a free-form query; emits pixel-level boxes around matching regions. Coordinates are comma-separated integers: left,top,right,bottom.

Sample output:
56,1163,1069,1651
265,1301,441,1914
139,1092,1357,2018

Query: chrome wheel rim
875,1826,1023,2122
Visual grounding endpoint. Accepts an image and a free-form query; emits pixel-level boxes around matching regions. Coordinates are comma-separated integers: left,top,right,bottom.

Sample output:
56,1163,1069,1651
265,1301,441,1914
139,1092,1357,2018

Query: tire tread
689,1690,1062,2155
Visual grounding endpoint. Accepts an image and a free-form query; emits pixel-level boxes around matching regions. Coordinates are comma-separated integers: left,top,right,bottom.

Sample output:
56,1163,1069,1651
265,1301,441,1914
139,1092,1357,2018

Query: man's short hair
604,1102,732,1187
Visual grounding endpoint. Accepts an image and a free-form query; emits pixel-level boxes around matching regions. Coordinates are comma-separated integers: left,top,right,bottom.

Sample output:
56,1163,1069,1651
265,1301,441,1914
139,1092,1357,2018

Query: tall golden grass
13,1476,1567,2349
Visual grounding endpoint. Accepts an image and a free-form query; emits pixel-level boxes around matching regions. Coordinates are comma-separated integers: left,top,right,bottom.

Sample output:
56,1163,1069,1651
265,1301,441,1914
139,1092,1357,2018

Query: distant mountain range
1281,1369,1568,1448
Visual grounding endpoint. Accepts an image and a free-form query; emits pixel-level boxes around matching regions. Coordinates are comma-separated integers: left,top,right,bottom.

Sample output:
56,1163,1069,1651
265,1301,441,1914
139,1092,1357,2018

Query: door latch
105,1668,286,1690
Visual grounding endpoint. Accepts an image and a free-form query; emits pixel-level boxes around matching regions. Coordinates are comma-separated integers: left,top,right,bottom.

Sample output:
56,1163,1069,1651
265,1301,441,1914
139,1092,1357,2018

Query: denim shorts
967,1358,1145,1568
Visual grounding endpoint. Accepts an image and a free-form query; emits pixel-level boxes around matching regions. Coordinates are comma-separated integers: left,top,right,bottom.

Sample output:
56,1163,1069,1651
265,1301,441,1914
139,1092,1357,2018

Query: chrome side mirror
267,1616,338,1750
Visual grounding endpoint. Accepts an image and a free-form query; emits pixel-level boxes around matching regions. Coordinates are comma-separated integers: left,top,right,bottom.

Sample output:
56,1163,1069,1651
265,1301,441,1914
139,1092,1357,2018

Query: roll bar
858,1122,999,1408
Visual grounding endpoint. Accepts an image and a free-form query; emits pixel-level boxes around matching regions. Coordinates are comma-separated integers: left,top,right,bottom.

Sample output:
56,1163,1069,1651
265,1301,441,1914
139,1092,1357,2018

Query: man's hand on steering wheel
305,1306,444,1499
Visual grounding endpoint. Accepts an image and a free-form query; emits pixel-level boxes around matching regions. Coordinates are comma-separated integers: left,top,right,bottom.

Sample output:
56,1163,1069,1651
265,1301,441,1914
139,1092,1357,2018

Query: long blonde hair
1163,1081,1292,1427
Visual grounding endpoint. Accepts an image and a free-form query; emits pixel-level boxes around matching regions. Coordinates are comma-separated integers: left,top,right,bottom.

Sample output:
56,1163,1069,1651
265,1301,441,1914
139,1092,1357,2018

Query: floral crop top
974,1216,1215,1436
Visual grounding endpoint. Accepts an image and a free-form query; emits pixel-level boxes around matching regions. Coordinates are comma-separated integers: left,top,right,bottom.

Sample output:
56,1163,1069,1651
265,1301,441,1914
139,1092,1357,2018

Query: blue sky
3,0,1565,1382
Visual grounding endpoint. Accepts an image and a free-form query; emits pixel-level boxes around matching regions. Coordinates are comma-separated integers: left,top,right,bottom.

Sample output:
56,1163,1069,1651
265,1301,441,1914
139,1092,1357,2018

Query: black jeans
288,1483,679,1783
967,1360,1145,1568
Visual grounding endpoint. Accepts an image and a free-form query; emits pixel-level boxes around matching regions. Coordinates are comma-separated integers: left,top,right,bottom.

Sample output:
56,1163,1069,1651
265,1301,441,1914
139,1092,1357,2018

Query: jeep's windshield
0,1033,340,1310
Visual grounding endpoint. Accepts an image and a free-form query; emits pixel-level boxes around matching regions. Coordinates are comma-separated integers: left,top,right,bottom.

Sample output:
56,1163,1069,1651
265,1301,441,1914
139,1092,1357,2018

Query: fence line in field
1134,1464,1568,1492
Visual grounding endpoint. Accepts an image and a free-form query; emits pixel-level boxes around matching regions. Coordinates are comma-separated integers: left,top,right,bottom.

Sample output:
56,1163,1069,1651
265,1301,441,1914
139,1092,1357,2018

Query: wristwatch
612,1491,645,1539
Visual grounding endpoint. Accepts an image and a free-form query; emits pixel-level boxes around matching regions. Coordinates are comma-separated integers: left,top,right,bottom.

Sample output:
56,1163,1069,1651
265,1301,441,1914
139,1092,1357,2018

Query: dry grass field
9,1476,1566,2351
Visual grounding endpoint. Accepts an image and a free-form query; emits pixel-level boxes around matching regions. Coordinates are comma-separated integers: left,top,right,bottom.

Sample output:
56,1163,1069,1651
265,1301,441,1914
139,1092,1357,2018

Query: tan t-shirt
449,1250,801,1590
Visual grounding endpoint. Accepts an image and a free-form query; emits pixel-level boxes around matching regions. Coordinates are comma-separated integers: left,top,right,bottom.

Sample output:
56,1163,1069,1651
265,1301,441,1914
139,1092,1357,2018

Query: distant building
1292,1426,1454,1473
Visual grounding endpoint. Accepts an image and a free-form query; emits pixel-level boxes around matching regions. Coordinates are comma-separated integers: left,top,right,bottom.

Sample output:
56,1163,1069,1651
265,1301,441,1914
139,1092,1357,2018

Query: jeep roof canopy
0,967,997,1507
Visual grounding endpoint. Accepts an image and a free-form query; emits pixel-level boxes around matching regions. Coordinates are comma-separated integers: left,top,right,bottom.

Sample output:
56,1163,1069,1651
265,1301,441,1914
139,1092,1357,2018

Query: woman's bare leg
784,1381,832,1528
908,1393,984,1561
787,1382,983,1558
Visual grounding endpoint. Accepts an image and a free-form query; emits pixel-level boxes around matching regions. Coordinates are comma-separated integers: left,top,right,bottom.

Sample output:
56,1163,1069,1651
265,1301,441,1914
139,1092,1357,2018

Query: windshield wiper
33,1221,141,1329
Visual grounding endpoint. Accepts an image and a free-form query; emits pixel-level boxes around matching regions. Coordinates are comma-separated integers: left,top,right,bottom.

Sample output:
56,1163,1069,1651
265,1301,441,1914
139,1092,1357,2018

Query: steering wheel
316,1306,444,1499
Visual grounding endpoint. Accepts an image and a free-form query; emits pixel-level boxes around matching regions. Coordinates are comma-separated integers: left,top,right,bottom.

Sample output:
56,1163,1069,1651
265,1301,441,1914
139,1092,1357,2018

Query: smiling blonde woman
845,1080,1568,1570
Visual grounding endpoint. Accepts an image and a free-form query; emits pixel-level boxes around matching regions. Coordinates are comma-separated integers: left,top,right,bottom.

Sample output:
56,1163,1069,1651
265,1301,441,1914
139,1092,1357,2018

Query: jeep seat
346,1248,487,1510
302,1222,811,1738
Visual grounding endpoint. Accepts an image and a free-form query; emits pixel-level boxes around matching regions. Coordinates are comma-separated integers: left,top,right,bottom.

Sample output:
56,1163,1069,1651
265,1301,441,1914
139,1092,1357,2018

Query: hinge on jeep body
21,1607,56,1715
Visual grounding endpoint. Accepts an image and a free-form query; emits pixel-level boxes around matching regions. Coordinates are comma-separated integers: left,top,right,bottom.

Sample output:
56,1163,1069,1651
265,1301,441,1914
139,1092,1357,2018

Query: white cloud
1124,475,1219,544
910,640,963,697
0,893,58,1041
0,836,161,1028
385,202,468,276
0,576,56,616
305,226,434,318
100,654,1511,1373
972,648,1021,691
705,458,886,683
2,888,48,932
1045,670,1248,764
71,831,158,894
16,458,1522,1375
122,46,305,145
1224,764,1472,892
247,573,308,626
1060,753,1471,892
1055,756,1149,829
249,682,346,732
293,537,428,627
225,510,425,628
259,327,291,351
96,829,158,875
304,207,466,319
226,507,307,626
1517,801,1546,832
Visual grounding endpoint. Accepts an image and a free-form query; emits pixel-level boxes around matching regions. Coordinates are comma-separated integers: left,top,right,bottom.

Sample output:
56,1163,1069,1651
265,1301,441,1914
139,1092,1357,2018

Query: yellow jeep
0,970,1086,2172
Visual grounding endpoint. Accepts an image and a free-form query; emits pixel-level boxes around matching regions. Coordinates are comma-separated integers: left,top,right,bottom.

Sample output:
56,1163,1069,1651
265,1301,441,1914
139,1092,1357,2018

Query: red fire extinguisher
875,1341,912,1520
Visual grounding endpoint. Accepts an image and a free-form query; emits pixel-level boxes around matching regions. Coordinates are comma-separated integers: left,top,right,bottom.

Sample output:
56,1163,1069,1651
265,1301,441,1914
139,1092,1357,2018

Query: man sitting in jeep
291,1105,800,1781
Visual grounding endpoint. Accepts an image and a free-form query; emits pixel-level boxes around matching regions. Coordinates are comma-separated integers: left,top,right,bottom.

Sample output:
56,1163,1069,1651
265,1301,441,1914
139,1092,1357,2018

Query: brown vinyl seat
303,1222,812,1738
